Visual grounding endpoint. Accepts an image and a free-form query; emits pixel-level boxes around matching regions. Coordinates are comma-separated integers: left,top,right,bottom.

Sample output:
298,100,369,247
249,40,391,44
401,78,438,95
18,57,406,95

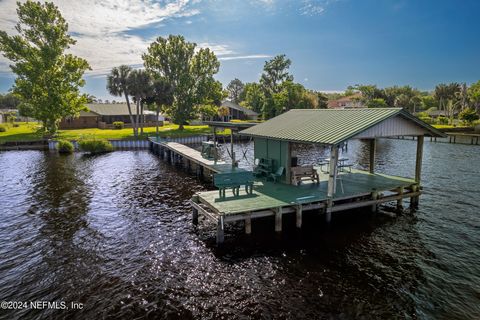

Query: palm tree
434,84,449,112
107,65,136,136
128,69,152,136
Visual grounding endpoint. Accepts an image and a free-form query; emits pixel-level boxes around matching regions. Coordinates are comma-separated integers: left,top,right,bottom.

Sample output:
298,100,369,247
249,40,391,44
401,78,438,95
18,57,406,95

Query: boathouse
190,108,445,244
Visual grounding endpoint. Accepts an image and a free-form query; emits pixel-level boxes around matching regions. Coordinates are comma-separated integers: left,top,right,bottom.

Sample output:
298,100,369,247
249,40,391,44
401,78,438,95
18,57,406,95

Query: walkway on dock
149,137,243,174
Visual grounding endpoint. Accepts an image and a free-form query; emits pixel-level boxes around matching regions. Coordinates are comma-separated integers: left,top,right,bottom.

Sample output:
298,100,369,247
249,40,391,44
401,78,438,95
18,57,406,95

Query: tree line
344,82,480,124
225,55,329,120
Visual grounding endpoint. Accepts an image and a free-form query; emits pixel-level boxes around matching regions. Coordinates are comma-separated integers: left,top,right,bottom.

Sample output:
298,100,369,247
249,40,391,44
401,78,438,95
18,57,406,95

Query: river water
0,139,479,319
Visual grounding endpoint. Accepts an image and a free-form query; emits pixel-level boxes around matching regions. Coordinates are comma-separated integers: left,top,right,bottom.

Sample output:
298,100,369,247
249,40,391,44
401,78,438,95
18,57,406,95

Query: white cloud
0,0,201,74
0,0,274,75
219,54,272,61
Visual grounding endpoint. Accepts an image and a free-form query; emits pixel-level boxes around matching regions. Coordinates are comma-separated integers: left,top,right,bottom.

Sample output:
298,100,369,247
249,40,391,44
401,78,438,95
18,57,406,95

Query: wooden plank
190,200,219,222
330,191,421,212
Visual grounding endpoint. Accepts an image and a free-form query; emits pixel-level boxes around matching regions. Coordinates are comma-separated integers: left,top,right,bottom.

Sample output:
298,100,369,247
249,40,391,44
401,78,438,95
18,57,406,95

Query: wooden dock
191,168,420,244
149,137,243,177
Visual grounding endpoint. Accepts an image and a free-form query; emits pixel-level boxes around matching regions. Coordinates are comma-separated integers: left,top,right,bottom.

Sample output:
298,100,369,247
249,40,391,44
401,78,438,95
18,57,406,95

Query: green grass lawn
0,122,229,144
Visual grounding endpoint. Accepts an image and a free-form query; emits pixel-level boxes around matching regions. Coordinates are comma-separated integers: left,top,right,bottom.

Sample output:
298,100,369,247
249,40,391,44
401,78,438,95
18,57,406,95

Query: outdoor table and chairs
317,157,354,193
318,157,352,173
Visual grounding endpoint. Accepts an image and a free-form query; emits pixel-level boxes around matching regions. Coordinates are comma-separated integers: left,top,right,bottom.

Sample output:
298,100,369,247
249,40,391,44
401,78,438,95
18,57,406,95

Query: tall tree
106,65,136,136
148,77,174,135
241,82,264,114
317,92,329,109
260,54,293,95
468,80,480,112
128,69,152,135
0,1,90,135
143,35,220,130
227,78,244,103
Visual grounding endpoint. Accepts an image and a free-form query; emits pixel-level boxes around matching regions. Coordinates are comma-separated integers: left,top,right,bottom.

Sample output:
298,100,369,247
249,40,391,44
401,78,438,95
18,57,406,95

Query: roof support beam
326,145,339,223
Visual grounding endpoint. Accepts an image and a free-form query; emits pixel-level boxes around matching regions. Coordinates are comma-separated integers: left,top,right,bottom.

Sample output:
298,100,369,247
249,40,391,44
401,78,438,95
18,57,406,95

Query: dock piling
216,216,225,244
397,187,404,211
295,205,303,228
275,207,282,232
371,190,379,213
245,213,252,235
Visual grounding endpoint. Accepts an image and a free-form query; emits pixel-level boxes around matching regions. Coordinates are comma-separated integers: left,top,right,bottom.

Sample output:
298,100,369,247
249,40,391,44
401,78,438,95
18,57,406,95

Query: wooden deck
191,168,420,243
196,169,415,216
149,138,244,174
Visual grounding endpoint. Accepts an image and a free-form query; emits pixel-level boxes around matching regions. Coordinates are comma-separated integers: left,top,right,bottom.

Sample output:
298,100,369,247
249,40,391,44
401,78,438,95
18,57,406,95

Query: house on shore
59,103,159,129
222,101,259,121
328,93,364,109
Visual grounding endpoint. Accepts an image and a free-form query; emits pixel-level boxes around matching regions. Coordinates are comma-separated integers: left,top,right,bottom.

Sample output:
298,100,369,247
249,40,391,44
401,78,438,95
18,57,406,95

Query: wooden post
230,130,235,168
192,207,198,225
213,127,217,164
415,136,424,183
371,190,378,213
410,185,419,209
216,215,224,244
326,145,339,223
369,139,376,174
275,207,282,232
285,142,292,184
295,205,302,228
192,194,199,224
245,213,252,235
397,187,404,211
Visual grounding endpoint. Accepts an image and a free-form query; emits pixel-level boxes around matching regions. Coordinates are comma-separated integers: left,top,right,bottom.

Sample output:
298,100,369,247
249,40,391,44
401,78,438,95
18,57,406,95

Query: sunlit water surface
0,139,479,319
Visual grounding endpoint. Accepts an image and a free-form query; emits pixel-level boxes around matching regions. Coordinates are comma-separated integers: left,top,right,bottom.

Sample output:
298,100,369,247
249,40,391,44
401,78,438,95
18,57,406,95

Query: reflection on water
0,139,479,319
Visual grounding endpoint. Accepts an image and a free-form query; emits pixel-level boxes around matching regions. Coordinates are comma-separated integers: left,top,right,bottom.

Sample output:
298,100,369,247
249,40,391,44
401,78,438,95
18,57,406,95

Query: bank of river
0,139,479,319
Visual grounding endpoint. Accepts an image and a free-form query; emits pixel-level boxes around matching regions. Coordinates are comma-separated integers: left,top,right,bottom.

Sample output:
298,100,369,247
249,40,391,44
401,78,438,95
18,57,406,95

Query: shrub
458,107,479,126
56,140,74,154
0,125,6,132
437,116,448,125
419,116,432,124
113,121,124,129
78,139,113,154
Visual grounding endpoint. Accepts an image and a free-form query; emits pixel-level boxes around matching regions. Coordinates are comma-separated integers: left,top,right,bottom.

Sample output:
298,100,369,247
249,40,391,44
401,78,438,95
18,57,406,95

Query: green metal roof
240,108,445,145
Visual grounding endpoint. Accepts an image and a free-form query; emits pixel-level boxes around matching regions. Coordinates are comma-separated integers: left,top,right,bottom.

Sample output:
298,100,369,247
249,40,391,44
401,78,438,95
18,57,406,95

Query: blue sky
1,0,479,100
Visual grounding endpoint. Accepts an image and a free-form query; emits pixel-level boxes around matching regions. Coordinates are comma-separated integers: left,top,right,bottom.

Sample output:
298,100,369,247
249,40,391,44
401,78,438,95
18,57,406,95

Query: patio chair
269,166,285,183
